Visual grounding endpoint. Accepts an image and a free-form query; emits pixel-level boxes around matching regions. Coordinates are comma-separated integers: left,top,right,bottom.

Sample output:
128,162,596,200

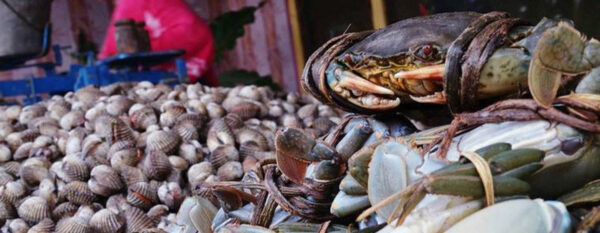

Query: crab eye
414,44,440,61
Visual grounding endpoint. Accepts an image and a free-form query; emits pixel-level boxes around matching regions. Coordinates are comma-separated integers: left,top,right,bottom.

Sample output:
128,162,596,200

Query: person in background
99,0,217,85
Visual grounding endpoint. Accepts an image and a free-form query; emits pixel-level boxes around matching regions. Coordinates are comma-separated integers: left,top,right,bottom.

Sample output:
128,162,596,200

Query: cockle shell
109,147,139,171
106,117,135,145
146,130,180,154
124,206,156,232
0,181,26,205
206,119,234,152
18,196,51,224
1,105,22,121
89,209,125,233
0,170,14,186
127,181,159,210
19,105,45,125
159,105,187,128
106,96,134,116
217,161,243,181
52,202,79,221
13,142,33,161
223,113,243,129
63,181,96,205
229,103,262,120
60,111,84,130
187,162,214,187
158,182,184,210
146,204,169,223
27,218,55,233
119,165,147,186
61,155,90,182
19,158,50,186
235,127,269,151
89,165,124,197
1,161,20,176
106,194,129,214
178,143,202,165
210,145,239,168
168,155,189,171
0,200,16,226
172,122,198,142
142,150,171,181
55,215,92,233
2,218,29,233
129,107,157,130
206,102,225,119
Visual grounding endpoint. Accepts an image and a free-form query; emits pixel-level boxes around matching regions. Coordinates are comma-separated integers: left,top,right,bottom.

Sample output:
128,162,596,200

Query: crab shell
302,12,481,113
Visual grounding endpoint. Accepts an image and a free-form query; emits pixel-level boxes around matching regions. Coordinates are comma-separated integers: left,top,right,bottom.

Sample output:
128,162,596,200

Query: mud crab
303,11,600,114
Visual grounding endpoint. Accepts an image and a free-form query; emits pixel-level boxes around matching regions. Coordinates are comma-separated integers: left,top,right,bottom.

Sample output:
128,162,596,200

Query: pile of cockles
0,82,344,233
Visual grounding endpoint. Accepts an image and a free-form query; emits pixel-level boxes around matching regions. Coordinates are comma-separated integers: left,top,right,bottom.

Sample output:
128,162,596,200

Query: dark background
297,0,600,59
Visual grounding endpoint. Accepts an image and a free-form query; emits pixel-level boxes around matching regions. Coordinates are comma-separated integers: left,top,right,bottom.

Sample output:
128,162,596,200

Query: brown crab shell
27,218,55,233
142,150,172,181
63,181,96,205
52,202,79,221
146,130,180,154
17,196,51,224
124,206,156,232
55,215,92,233
89,165,124,197
127,182,159,210
89,209,125,233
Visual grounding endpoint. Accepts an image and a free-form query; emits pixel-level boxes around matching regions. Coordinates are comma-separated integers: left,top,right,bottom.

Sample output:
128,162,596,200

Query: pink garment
99,0,217,85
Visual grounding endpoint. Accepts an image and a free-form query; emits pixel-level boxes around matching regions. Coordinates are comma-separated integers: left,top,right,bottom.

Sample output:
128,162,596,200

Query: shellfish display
3,10,600,233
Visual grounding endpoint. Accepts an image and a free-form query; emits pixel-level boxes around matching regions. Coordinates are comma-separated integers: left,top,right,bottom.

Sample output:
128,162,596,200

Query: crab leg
393,64,445,80
336,69,395,95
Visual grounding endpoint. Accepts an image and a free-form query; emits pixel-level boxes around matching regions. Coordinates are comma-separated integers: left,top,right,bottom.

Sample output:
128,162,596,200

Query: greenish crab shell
316,12,537,112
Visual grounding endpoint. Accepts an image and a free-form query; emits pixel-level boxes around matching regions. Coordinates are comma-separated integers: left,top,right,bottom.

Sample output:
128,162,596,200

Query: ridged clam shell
159,105,187,127
106,194,129,214
1,161,21,176
129,107,157,130
124,206,155,233
18,196,51,224
19,105,46,125
187,162,214,187
210,145,239,168
89,165,124,197
0,181,26,204
60,111,84,130
178,143,202,165
109,148,140,171
89,209,125,233
106,117,135,145
235,127,269,151
106,96,134,116
142,150,171,181
140,228,167,233
176,113,204,127
63,181,95,205
168,156,189,171
52,202,78,221
19,162,50,186
61,155,90,182
21,129,41,143
0,170,14,186
55,215,92,233
146,130,180,154
146,204,169,223
217,161,243,181
27,218,55,233
119,166,147,186
127,182,158,210
206,119,234,152
157,182,183,210
81,139,110,168
172,122,198,142
223,113,243,129
229,103,261,120
3,218,29,233
206,102,225,119
13,142,33,161
0,200,16,225
1,105,22,121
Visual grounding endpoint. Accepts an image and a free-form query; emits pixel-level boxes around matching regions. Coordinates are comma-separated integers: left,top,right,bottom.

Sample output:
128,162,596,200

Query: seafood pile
0,82,345,233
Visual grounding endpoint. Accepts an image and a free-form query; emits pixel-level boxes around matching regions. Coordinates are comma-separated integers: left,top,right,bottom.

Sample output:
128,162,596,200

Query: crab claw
337,69,395,95
393,64,445,80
